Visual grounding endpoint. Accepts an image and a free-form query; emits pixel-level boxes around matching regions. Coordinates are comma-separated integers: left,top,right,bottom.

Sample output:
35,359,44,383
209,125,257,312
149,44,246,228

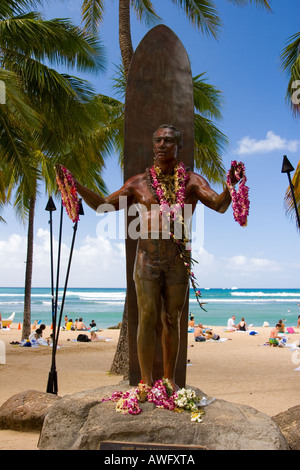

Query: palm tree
81,0,271,77
280,33,300,231
0,2,111,339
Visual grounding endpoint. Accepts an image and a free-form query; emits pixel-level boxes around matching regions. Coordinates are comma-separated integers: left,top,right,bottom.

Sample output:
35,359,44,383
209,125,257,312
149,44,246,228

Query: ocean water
0,287,300,329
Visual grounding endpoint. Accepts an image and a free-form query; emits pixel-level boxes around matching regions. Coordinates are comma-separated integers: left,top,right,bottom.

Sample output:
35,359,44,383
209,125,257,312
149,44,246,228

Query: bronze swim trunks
133,238,189,286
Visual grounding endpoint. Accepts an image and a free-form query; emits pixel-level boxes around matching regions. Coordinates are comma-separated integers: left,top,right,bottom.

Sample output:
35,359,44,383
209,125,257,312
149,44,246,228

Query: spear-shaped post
282,155,300,231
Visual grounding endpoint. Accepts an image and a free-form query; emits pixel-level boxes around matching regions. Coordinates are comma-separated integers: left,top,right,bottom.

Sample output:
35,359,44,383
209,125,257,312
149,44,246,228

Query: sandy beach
0,323,299,450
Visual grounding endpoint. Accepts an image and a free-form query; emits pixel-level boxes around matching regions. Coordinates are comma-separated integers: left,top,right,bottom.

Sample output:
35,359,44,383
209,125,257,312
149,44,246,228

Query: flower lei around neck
102,378,205,423
149,162,206,312
226,161,250,227
55,165,80,223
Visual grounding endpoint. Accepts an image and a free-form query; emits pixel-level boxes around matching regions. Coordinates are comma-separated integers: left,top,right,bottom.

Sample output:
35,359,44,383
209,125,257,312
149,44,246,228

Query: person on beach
66,319,75,331
237,317,248,331
194,324,206,342
29,328,43,343
76,317,89,330
278,319,285,333
269,324,282,346
227,315,238,331
204,329,220,341
57,124,237,390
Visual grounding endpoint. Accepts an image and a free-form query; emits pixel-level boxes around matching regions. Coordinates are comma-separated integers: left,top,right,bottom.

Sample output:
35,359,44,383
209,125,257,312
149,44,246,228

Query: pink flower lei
55,166,80,223
149,161,206,311
226,161,250,227
149,162,188,219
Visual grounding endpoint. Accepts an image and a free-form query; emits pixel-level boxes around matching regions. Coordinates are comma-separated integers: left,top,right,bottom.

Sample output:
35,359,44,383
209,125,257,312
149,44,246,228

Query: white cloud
236,130,300,155
0,228,126,288
223,254,282,273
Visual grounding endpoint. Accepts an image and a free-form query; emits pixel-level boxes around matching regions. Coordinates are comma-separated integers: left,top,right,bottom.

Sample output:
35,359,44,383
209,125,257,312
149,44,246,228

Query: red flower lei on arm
226,161,250,227
55,166,80,223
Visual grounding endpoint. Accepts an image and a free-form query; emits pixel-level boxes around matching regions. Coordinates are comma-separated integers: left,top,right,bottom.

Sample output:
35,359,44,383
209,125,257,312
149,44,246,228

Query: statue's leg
161,282,189,390
135,276,161,387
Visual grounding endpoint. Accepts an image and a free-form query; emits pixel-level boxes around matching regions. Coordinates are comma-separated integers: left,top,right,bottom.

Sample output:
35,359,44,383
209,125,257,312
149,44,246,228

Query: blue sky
0,0,299,288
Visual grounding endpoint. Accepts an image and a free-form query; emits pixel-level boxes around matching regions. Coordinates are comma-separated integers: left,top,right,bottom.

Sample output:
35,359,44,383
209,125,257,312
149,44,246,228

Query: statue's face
153,128,179,166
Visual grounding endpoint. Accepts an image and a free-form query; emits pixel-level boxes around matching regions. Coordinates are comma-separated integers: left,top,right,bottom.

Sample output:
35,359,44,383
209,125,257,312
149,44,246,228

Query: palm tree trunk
109,296,129,377
22,196,35,340
119,0,134,78
109,0,135,377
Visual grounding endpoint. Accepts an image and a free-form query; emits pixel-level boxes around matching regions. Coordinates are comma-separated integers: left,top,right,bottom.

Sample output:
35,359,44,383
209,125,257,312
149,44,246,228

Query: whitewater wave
231,291,300,298
190,298,300,303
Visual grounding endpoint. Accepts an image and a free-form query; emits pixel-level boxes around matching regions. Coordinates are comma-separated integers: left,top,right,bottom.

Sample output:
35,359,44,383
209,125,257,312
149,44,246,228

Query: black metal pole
46,201,63,394
53,221,78,355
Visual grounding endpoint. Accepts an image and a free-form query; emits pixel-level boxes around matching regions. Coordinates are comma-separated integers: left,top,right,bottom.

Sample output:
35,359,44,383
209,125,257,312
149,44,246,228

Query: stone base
37,383,289,450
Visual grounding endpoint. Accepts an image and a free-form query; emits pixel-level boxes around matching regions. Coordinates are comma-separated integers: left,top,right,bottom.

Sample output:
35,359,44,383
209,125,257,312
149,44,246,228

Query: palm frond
194,113,227,184
284,160,300,231
81,0,105,34
280,32,300,116
0,14,106,74
227,0,272,10
131,0,161,26
193,73,223,120
170,0,222,39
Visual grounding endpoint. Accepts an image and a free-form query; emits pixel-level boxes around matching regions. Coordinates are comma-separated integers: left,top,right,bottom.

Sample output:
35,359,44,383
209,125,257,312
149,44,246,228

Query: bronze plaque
99,441,206,451
124,25,194,387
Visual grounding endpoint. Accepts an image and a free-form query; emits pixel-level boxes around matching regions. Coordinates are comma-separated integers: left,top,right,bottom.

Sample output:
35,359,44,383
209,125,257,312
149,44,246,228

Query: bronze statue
62,124,237,391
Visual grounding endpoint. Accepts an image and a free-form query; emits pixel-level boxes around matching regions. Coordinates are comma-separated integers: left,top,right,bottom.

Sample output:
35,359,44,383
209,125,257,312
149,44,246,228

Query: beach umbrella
282,155,300,231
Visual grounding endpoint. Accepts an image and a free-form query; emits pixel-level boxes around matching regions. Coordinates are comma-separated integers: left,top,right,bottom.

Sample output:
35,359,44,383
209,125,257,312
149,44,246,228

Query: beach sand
0,323,299,450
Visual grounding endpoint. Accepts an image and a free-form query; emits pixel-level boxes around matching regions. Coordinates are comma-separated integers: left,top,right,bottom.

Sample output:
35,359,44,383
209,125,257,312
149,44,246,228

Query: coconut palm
0,2,114,339
81,0,271,77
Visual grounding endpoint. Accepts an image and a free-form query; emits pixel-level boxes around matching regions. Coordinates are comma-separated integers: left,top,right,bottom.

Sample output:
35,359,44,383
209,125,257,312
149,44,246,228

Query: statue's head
153,124,183,150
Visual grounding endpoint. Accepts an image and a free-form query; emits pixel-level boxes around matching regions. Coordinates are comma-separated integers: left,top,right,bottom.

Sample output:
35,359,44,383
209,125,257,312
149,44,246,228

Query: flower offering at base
102,378,205,422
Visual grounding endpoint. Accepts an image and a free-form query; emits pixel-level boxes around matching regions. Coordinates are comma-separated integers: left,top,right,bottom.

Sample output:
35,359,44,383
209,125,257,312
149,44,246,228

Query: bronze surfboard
124,24,194,387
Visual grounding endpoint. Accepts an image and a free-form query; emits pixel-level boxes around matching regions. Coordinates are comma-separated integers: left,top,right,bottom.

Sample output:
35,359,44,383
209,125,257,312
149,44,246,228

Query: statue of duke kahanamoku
59,124,237,390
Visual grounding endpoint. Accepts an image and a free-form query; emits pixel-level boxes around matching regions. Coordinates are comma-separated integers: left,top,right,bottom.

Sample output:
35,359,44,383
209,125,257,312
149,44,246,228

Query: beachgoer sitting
29,328,42,343
90,330,100,341
76,317,89,330
188,314,195,328
269,324,282,346
66,319,75,331
237,317,248,331
194,324,206,342
204,329,220,341
227,315,238,331
278,319,285,333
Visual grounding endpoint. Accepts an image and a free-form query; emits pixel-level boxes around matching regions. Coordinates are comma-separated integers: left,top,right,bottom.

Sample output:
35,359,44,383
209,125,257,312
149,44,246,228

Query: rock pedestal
36,384,289,451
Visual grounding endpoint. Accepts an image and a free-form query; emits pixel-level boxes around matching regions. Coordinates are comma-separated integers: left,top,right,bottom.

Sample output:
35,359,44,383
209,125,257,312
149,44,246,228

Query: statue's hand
228,163,240,186
55,164,77,188
54,163,65,180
